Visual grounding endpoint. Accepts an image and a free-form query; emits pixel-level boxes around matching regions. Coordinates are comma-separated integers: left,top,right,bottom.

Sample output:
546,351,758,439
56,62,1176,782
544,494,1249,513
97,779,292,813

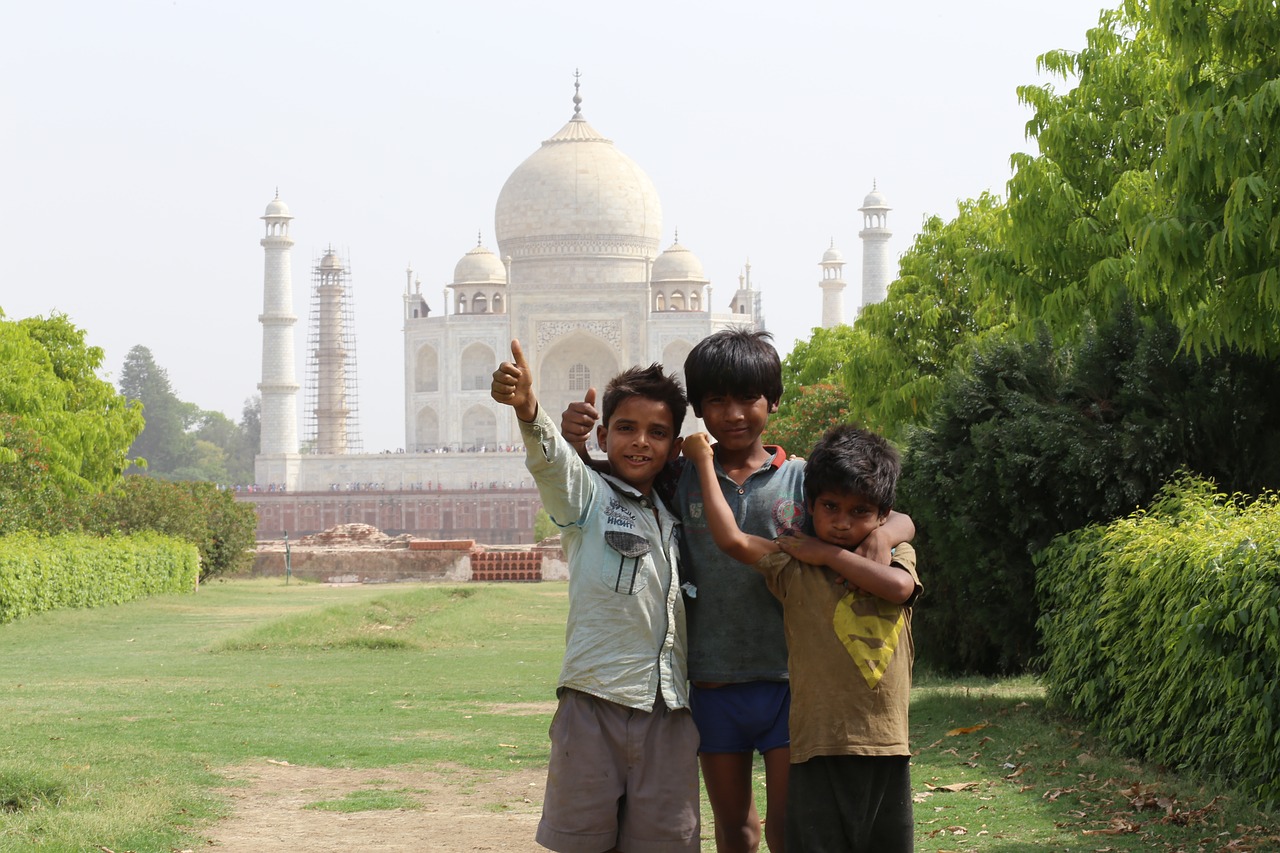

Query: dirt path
208,761,546,851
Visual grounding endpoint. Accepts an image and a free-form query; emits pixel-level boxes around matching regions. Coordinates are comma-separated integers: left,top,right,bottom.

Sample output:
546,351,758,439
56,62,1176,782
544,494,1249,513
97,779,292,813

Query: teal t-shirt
674,448,807,683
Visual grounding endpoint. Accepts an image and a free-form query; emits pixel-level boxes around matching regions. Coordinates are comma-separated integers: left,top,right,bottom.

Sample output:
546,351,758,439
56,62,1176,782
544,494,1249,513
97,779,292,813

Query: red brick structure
470,549,543,582
238,488,542,544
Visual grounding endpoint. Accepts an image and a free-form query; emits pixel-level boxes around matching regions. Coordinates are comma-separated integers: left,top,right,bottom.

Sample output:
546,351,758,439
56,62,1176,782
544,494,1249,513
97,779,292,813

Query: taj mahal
246,80,894,540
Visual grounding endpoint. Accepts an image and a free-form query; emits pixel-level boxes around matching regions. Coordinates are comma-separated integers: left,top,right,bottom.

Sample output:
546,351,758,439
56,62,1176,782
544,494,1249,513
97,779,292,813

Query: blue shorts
690,681,790,754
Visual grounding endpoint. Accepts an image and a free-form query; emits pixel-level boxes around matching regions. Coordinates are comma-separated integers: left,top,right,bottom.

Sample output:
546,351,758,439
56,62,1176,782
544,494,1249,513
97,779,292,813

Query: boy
561,329,914,853
491,340,700,853
683,425,920,852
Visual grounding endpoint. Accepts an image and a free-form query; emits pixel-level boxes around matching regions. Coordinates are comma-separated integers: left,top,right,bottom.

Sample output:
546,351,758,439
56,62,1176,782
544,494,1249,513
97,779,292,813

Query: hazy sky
2,1,1108,454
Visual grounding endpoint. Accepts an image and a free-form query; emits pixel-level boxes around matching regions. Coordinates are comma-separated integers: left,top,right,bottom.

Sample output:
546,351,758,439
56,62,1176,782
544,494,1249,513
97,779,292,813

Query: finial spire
572,69,582,117
674,227,679,244
476,229,483,247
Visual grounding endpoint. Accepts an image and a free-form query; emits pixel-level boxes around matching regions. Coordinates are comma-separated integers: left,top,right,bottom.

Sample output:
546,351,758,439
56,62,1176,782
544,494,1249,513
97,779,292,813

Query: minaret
819,240,847,328
858,182,894,311
729,260,764,326
312,249,351,455
258,191,299,458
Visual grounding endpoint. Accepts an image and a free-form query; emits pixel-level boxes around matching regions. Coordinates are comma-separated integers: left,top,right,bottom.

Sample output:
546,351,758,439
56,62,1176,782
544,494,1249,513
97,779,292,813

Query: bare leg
761,746,790,853
700,751,760,852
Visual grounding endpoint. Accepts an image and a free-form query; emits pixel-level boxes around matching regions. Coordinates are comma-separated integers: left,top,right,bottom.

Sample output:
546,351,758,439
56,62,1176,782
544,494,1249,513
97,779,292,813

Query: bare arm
776,531,916,604
682,433,778,565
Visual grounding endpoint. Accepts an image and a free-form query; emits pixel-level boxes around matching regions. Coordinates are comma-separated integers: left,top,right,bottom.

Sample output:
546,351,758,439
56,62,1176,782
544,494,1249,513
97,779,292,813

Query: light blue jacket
520,407,689,712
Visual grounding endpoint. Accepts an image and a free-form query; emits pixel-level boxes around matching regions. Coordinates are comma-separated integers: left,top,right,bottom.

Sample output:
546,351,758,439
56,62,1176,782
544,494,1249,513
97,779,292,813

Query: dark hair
601,363,688,434
683,327,783,414
803,424,899,513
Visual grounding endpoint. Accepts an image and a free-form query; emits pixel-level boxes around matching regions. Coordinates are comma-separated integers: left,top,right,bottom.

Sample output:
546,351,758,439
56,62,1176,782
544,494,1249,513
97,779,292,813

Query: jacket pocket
603,531,651,594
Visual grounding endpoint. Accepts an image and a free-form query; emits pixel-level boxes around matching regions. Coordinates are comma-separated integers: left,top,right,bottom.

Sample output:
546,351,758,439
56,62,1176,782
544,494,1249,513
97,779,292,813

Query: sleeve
753,550,794,601
891,542,923,607
517,407,596,529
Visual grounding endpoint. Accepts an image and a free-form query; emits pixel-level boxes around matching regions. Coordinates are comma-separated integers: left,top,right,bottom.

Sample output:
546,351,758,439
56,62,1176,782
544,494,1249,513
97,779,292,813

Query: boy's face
597,396,683,495
809,489,887,550
695,393,775,453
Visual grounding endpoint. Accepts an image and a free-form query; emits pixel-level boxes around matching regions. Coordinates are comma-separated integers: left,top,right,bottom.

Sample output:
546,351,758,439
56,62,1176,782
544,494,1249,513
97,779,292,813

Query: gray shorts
536,688,701,853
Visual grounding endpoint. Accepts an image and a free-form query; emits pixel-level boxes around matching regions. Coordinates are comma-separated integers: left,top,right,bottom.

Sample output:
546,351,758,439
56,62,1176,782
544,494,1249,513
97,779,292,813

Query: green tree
119,345,196,475
903,310,1280,673
0,311,143,512
0,415,77,534
1134,0,1280,357
993,4,1172,337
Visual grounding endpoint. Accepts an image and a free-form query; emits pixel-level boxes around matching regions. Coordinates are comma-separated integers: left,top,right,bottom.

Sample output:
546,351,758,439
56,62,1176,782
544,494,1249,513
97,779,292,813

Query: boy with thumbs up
491,340,701,853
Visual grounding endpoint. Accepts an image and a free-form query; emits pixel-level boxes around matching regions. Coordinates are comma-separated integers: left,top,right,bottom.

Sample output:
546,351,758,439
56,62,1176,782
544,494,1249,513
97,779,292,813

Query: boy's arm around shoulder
851,510,915,565
682,433,777,565
777,533,918,605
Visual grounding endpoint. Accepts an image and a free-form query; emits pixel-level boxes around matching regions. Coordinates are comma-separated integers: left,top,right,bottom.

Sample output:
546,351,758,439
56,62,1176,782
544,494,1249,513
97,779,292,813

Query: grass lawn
0,579,1274,851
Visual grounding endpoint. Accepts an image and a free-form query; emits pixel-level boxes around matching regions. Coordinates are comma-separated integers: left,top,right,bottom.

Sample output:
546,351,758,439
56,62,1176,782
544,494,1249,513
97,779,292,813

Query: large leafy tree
0,311,142,513
994,0,1280,357
1134,0,1280,356
992,4,1173,334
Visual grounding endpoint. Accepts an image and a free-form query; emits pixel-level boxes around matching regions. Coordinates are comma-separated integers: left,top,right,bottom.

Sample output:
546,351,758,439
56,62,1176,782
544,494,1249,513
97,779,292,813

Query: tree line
0,313,257,579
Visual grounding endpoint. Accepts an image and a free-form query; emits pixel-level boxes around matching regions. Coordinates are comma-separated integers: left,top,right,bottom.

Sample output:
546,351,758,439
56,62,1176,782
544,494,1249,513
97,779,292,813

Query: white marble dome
861,187,889,209
319,249,343,271
651,241,707,282
453,244,506,284
822,245,845,264
494,112,662,261
264,195,291,218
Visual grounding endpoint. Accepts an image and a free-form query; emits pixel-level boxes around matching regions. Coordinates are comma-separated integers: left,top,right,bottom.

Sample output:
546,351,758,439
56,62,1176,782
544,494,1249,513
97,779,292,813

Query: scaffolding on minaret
303,248,363,455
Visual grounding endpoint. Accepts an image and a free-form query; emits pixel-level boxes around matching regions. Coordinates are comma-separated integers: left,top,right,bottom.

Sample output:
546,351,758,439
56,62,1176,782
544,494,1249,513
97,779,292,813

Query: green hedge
0,531,198,624
1036,477,1280,809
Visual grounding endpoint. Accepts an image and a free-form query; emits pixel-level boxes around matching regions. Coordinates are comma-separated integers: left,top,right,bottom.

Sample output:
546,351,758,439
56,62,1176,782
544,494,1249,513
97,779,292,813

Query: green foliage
119,346,256,484
0,415,78,535
764,383,849,457
0,531,198,623
777,195,1017,443
994,5,1172,338
0,312,143,507
87,477,258,581
533,507,559,542
1037,476,1280,810
901,310,1280,673
993,1,1280,357
1134,0,1280,357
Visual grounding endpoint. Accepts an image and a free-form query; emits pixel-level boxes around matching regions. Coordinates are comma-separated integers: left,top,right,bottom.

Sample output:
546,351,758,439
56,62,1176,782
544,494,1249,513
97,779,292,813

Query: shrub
901,310,1280,673
1037,477,1280,810
0,531,198,624
86,477,257,580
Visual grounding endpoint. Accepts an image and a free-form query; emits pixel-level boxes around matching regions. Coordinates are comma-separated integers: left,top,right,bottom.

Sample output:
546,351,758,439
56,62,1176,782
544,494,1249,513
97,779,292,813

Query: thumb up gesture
491,339,538,421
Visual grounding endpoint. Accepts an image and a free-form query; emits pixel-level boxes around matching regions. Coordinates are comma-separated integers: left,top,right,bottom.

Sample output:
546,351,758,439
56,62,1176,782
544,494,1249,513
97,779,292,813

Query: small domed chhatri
264,191,291,218
452,241,506,285
651,238,708,283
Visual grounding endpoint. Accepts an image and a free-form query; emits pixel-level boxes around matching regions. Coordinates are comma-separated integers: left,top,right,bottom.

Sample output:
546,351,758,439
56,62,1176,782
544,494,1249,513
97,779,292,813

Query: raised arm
491,339,538,422
682,433,777,565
